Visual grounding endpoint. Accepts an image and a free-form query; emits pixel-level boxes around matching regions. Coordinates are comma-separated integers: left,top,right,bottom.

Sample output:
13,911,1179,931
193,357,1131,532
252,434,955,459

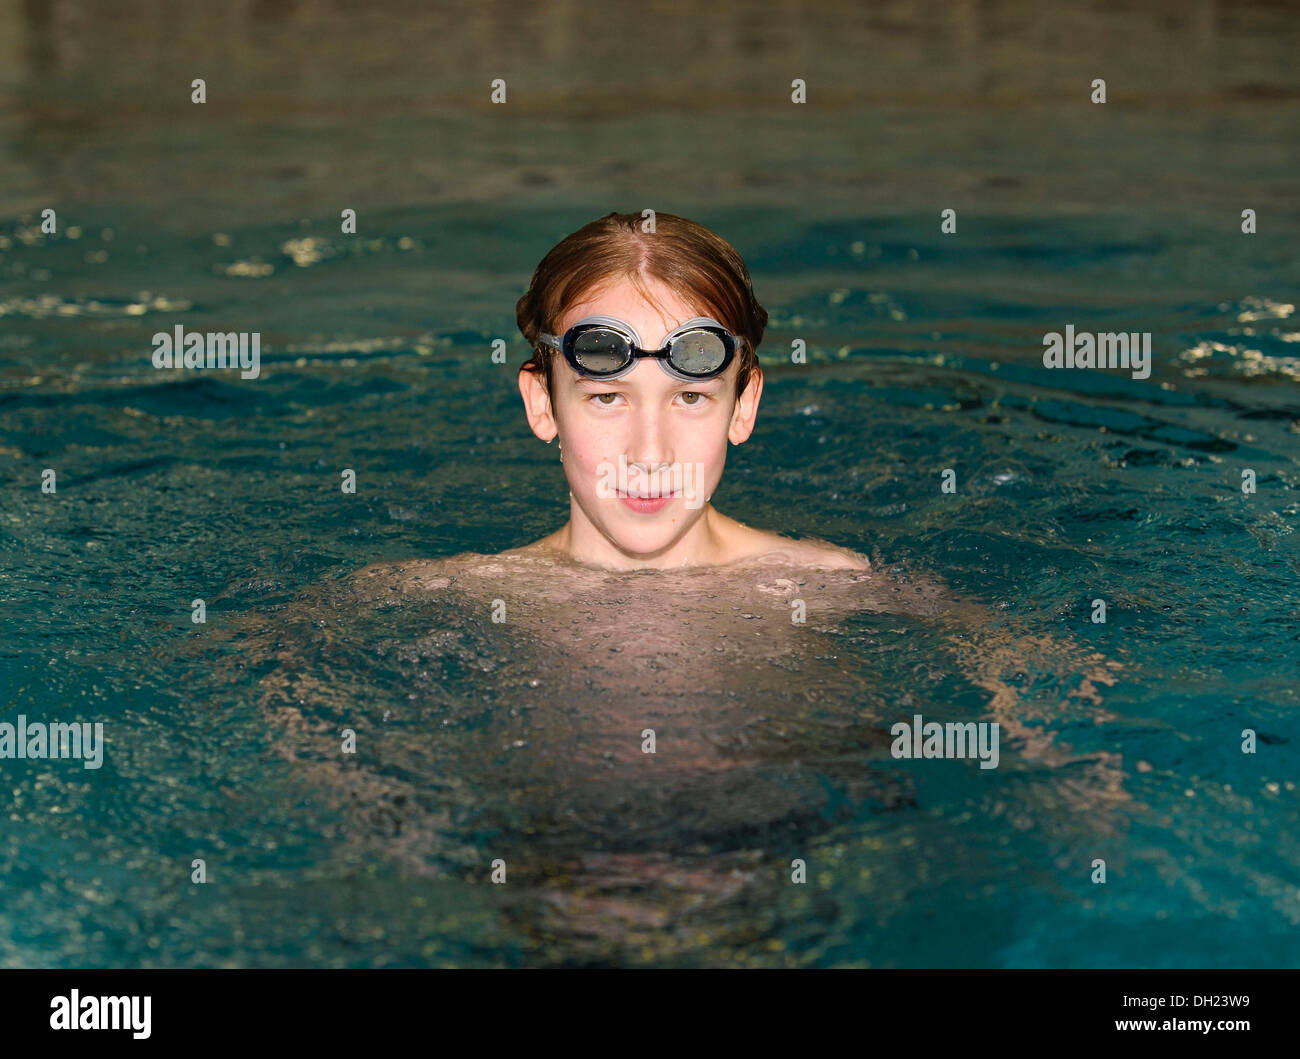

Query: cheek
695,421,731,463
568,440,619,488
573,433,617,466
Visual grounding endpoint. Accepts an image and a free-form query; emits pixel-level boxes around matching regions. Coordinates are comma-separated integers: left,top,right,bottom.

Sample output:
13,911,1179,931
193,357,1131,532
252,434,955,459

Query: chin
607,527,681,558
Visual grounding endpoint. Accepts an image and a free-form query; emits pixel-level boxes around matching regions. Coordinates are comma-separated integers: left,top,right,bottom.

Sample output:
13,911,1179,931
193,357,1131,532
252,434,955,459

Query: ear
727,367,763,445
518,365,559,442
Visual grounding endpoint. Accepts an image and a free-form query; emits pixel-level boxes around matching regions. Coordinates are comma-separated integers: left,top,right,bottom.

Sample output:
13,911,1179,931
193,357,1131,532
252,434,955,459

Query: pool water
1,1,1298,967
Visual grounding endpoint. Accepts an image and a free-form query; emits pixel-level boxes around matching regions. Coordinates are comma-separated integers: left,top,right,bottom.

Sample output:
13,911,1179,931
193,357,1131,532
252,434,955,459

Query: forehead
557,280,706,340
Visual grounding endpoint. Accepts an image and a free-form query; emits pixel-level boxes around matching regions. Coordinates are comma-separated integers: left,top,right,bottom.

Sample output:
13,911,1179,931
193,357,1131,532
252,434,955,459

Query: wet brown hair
517,211,767,402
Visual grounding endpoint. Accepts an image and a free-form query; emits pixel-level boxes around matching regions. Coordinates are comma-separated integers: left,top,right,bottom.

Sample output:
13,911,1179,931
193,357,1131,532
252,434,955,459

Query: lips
619,492,676,513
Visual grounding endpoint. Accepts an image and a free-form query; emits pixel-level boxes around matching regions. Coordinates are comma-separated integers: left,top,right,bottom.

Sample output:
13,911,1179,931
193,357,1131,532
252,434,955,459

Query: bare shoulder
737,526,871,571
792,538,872,570
495,538,561,562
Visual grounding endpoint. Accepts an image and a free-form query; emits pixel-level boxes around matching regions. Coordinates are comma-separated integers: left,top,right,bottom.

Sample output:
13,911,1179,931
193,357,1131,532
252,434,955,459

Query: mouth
617,491,677,513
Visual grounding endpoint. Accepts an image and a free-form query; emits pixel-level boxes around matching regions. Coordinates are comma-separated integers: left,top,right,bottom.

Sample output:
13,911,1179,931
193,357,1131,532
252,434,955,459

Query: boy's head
516,212,768,563
517,211,767,404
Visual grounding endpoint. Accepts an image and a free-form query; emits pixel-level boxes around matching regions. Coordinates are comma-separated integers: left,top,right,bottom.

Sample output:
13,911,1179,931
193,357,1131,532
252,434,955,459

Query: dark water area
1,0,1297,967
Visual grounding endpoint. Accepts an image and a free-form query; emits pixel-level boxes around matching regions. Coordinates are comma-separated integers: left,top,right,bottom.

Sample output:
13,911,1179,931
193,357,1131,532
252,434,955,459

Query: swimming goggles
536,315,744,381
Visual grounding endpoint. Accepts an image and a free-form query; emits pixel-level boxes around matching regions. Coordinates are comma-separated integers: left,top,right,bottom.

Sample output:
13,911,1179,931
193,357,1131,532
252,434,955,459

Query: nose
627,402,672,477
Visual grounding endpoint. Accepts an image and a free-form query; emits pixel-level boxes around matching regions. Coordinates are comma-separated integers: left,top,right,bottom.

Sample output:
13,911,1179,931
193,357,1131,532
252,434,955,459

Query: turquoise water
2,1,1299,967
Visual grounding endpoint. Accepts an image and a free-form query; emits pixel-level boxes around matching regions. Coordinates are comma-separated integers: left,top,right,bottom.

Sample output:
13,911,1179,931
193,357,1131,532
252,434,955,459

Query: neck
557,502,732,570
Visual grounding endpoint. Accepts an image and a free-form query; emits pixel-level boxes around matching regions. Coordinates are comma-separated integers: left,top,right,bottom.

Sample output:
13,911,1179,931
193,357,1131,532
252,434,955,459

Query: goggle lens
669,331,727,375
572,328,632,374
570,326,730,377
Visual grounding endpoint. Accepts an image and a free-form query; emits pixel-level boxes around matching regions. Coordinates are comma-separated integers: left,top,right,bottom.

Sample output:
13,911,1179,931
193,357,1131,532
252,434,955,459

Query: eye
588,392,621,406
679,391,709,406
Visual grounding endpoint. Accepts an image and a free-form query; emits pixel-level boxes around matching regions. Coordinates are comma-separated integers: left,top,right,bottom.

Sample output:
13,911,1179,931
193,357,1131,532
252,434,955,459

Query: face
519,277,763,567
